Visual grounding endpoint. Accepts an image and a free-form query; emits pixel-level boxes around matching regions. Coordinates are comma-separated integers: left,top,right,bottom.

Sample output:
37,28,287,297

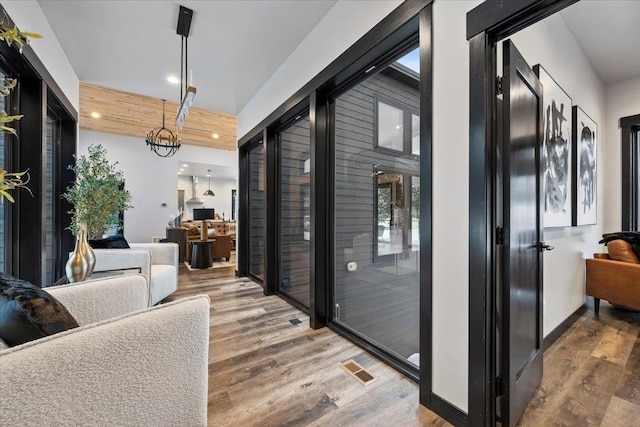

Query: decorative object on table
145,99,180,157
0,19,40,202
65,224,90,282
63,144,132,240
79,224,96,277
534,64,573,228
0,273,79,347
572,105,597,226
203,169,215,196
193,208,215,241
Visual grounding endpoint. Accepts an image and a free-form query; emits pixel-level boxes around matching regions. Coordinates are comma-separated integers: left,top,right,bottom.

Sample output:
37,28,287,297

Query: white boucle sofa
92,242,179,305
0,274,210,426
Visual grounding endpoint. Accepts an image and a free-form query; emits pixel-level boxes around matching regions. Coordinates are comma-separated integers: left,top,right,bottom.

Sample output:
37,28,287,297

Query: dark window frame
621,114,640,231
0,5,77,285
276,109,312,311
374,94,420,156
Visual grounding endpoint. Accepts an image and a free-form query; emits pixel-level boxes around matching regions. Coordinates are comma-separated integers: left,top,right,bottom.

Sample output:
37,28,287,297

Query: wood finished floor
518,301,640,426
175,266,640,426
174,265,448,427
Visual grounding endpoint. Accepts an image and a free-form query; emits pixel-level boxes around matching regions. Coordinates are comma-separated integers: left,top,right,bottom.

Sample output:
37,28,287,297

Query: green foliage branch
63,144,132,239
0,17,41,202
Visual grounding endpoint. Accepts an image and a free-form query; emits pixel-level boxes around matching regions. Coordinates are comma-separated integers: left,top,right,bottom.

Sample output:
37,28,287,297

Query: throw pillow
607,239,640,264
0,274,79,347
89,235,131,249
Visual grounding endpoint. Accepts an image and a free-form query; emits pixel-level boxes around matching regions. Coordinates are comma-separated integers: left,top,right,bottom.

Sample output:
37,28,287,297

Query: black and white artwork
534,65,572,228
572,106,597,226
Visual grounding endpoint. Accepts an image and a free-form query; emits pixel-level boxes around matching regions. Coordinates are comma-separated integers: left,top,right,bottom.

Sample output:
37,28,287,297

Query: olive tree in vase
63,144,132,281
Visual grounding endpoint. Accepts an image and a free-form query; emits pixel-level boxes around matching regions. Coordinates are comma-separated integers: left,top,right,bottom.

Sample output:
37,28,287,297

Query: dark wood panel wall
279,116,311,306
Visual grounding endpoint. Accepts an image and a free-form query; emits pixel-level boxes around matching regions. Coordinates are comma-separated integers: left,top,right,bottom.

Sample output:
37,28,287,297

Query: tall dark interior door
500,39,544,426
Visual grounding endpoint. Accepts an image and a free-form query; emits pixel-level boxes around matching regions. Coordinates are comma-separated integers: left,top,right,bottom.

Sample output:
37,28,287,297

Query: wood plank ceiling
79,82,236,151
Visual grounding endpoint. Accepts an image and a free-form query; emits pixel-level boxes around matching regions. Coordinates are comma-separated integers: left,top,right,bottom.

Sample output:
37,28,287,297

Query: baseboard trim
543,298,589,351
430,393,468,426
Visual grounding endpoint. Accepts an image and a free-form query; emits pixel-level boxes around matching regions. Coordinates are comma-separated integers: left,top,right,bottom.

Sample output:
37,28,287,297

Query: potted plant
63,144,132,240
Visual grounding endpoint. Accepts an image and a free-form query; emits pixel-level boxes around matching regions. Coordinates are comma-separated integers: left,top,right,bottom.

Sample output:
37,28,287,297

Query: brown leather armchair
586,240,640,313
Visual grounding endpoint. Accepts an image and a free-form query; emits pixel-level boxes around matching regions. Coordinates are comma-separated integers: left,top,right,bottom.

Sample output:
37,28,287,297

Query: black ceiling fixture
145,99,181,157
175,5,197,130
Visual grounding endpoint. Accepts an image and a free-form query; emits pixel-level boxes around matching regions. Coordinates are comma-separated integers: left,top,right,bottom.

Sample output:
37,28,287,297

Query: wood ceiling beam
79,82,236,151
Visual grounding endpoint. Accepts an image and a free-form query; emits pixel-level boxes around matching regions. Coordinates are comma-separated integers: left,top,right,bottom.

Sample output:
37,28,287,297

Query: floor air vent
340,359,377,386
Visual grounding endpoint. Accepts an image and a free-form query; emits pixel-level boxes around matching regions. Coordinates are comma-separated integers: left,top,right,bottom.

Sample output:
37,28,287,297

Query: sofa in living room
166,220,235,263
0,274,210,425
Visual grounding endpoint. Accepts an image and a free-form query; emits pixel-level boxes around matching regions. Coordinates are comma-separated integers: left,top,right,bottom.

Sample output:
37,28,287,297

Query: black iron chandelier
145,99,181,157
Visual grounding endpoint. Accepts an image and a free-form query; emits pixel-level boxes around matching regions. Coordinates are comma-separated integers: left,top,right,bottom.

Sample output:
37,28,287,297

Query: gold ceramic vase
80,225,96,278
65,226,89,283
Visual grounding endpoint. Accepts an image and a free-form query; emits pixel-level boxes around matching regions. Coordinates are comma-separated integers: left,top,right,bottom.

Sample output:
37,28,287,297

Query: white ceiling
559,0,640,85
178,161,237,180
38,0,337,115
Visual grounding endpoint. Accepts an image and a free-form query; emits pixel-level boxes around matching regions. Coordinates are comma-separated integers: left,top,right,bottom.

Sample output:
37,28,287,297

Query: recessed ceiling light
177,172,181,175
167,75,180,84
90,112,101,119
182,164,188,167
179,168,184,172
212,133,219,139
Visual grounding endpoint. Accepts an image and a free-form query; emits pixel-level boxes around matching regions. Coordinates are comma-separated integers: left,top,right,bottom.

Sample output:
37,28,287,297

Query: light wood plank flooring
175,266,640,426
518,301,640,426
173,265,448,427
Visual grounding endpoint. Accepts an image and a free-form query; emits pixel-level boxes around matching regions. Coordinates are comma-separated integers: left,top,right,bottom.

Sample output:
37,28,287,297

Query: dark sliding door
278,113,311,307
333,46,421,368
249,140,266,280
0,67,8,273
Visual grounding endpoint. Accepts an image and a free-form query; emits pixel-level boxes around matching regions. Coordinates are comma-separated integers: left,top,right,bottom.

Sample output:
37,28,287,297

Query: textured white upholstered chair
92,242,179,305
0,274,210,426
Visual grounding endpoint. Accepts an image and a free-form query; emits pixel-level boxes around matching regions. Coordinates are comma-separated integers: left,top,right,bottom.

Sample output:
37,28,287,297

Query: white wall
178,175,237,221
79,130,237,243
2,0,79,111
604,75,640,233
431,0,481,412
237,0,402,139
506,13,606,337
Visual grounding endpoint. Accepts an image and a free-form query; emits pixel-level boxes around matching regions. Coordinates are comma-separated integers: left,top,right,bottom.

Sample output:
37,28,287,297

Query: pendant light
203,170,215,196
145,99,181,157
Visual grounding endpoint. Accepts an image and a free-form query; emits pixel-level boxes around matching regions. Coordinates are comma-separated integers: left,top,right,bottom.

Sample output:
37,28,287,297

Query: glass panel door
278,113,311,307
0,69,6,273
249,141,265,279
43,114,58,286
334,47,420,367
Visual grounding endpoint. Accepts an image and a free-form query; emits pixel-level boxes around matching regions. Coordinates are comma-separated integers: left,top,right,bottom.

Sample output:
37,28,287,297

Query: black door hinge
496,76,503,96
496,226,504,245
495,376,504,397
